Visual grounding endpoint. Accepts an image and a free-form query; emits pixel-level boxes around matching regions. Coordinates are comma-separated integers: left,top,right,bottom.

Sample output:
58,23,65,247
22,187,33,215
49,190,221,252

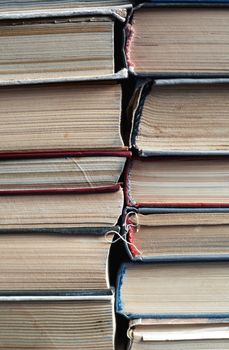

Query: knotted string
105,211,142,256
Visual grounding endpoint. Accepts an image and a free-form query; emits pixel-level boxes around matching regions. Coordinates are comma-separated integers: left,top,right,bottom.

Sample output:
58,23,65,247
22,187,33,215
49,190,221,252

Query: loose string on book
105,211,142,256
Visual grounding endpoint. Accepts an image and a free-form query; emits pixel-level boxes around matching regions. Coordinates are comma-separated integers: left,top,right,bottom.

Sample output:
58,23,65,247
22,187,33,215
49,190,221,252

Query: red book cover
0,149,130,159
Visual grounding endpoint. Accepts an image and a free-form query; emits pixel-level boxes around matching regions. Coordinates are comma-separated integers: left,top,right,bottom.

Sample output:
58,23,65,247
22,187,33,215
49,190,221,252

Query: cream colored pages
129,319,229,350
0,156,126,190
0,188,123,228
135,84,229,153
0,83,123,152
130,8,229,74
121,262,229,315
0,299,114,350
129,158,229,205
0,0,130,12
130,212,229,257
0,232,113,290
131,324,229,341
0,17,114,82
133,212,229,227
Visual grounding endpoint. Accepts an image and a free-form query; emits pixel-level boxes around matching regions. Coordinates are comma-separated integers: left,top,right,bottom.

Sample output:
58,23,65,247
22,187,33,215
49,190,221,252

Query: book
0,187,123,229
0,14,127,84
117,261,229,318
0,153,128,193
125,157,229,207
125,209,229,260
0,292,115,350
0,82,126,155
130,79,229,156
127,318,229,350
0,227,118,291
127,8,229,76
0,0,131,19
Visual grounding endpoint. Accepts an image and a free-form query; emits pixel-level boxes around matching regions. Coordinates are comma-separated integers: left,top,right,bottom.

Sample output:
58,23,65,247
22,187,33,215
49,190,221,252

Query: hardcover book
127,8,229,77
0,292,115,350
127,318,229,350
117,262,229,318
0,0,131,19
0,12,128,84
124,209,229,261
0,227,118,291
0,82,126,155
125,157,229,207
130,79,229,156
0,187,123,229
0,153,129,193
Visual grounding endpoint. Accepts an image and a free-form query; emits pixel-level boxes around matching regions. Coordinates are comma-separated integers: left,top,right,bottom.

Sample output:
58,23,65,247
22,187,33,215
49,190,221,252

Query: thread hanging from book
105,211,142,256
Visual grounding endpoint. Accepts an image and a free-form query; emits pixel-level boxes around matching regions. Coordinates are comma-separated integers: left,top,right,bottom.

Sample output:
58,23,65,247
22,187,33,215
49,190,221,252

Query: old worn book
0,0,131,18
0,227,117,291
0,187,123,229
0,154,128,193
0,292,115,350
126,157,229,207
0,83,125,154
127,318,229,350
117,262,229,318
125,210,229,260
127,8,229,76
130,80,229,155
0,14,127,84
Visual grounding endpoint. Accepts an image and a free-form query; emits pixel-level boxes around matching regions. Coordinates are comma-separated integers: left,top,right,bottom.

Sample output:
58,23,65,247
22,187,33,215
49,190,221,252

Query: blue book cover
116,262,229,319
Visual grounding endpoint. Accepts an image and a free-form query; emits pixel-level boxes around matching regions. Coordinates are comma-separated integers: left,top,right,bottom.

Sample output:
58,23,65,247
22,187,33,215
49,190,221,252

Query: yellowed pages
0,17,114,82
0,83,123,152
0,299,114,349
135,84,229,154
131,9,229,74
0,188,123,228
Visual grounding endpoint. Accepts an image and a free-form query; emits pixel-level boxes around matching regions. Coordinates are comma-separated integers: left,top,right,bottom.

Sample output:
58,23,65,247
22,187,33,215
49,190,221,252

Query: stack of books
118,2,229,350
0,1,131,349
2,1,229,349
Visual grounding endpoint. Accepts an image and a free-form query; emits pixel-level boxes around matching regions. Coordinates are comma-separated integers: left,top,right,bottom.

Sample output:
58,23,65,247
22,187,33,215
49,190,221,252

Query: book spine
0,149,131,159
130,80,153,151
125,23,135,71
0,183,122,196
125,159,135,207
116,264,127,315
0,7,133,21
126,215,140,258
136,1,229,6
135,201,229,208
0,226,120,236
